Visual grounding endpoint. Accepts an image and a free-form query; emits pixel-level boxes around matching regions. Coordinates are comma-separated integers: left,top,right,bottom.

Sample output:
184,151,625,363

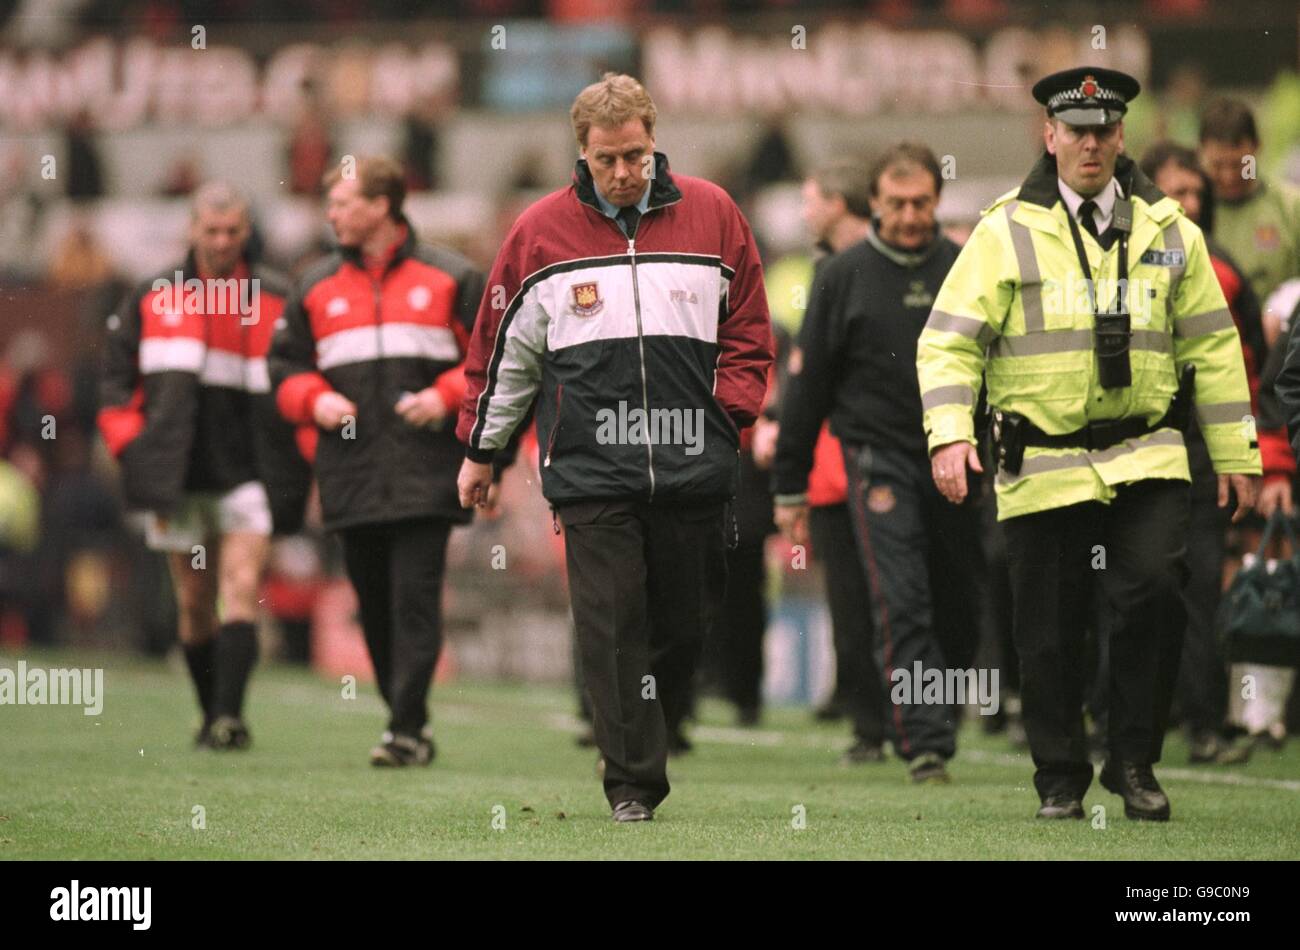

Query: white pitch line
544,712,1300,793
273,686,1300,793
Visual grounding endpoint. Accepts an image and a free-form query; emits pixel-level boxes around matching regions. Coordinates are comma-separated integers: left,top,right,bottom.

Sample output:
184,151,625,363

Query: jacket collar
1016,152,1165,211
338,215,419,270
864,226,944,268
573,151,683,216
1010,152,1180,247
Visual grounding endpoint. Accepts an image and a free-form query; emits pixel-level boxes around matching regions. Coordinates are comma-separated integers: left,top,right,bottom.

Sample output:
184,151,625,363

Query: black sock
182,639,217,723
213,621,258,719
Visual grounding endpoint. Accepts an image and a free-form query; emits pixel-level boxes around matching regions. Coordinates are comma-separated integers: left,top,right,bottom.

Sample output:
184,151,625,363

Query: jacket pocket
555,499,613,528
544,383,564,467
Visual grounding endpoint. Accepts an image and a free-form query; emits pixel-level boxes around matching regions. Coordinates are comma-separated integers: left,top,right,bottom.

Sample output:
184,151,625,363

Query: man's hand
395,388,447,428
752,417,779,470
480,481,503,518
313,391,358,430
458,458,494,509
1219,473,1261,523
775,502,809,546
1258,477,1294,518
931,441,983,504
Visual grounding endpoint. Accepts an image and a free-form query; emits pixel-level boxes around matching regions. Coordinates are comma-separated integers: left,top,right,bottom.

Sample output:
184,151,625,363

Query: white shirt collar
1058,176,1122,233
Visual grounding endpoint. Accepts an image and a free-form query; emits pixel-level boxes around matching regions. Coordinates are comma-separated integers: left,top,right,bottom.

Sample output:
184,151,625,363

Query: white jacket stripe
139,337,205,374
316,323,460,370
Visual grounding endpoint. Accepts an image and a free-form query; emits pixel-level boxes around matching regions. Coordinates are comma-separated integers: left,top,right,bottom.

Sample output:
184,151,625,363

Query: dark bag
1218,511,1300,666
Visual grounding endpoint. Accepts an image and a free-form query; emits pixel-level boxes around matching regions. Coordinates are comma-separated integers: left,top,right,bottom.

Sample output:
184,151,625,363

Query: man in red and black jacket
269,155,485,768
98,181,311,750
456,74,773,821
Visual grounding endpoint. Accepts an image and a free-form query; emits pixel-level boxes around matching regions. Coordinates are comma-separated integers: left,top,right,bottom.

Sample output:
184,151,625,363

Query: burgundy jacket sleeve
716,199,774,429
456,222,537,463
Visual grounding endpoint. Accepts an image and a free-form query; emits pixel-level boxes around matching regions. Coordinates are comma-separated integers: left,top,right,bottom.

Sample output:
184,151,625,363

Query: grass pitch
2,648,1297,860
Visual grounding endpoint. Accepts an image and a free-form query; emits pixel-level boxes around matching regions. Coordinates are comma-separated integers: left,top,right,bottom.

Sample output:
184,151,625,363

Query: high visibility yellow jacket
917,153,1261,521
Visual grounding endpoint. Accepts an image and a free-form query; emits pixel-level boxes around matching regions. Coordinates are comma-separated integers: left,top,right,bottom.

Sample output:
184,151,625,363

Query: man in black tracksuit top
270,156,486,767
773,144,985,784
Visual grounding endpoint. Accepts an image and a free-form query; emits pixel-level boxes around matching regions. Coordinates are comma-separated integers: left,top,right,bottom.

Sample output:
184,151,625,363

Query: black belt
1022,411,1176,452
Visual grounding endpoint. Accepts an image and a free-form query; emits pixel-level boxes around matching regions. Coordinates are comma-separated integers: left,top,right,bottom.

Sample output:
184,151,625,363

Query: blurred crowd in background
1,1,1299,725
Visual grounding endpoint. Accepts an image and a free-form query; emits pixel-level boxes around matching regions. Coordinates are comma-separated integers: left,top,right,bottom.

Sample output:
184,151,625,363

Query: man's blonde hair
322,155,406,221
570,72,657,149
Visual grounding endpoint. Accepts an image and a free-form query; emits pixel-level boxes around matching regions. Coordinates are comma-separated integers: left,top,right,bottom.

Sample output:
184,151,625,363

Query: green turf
1,648,1297,859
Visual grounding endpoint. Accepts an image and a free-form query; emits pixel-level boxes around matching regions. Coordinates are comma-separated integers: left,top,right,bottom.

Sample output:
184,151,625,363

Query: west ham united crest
571,281,604,316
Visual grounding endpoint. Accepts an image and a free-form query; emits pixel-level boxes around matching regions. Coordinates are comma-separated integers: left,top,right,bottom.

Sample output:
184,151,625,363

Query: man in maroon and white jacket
99,181,311,750
456,74,773,821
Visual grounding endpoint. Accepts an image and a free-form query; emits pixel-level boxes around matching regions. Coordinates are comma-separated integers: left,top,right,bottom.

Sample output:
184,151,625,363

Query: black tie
617,205,641,239
1079,198,1116,249
1078,199,1101,241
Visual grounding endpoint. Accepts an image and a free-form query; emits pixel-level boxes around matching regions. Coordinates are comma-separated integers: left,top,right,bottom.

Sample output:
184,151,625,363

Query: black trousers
809,503,884,746
842,443,984,761
558,499,727,810
1002,479,1190,800
339,517,452,738
982,489,1020,695
705,537,767,712
1177,488,1230,734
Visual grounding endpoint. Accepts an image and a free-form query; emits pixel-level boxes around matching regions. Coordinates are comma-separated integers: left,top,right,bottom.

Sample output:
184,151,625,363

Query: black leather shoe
907,752,951,784
369,731,434,767
209,715,252,750
1187,730,1224,764
1035,796,1085,819
612,801,654,823
839,740,885,765
1100,760,1170,821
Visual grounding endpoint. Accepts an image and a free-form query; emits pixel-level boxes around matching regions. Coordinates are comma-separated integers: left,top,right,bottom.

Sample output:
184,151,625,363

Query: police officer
918,68,1260,820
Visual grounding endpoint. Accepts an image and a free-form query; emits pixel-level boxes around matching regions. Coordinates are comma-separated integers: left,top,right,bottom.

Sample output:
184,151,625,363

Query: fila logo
326,296,350,318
